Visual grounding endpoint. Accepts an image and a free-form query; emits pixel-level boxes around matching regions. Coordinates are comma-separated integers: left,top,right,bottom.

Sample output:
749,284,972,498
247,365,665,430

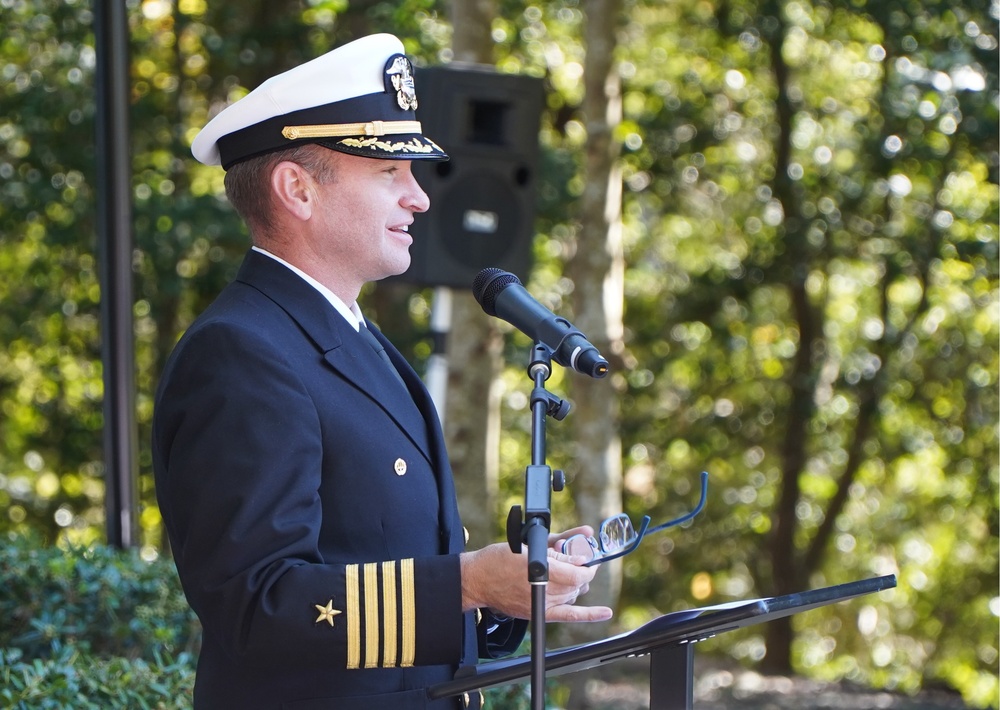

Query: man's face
311,151,430,287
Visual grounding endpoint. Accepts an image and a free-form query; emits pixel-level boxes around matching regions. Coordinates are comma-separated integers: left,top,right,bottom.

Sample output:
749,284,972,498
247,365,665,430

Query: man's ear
270,161,315,221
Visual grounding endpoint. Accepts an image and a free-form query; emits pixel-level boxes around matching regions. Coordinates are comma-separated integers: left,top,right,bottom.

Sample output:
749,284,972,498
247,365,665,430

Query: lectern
429,575,897,709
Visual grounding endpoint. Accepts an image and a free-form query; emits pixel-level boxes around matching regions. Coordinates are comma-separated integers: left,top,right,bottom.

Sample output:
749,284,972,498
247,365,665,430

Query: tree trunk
444,0,504,547
444,294,504,545
563,0,625,706
568,0,625,616
761,0,812,674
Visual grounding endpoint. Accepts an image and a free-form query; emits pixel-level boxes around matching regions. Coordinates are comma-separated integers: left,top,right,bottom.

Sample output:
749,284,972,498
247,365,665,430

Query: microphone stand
506,343,570,710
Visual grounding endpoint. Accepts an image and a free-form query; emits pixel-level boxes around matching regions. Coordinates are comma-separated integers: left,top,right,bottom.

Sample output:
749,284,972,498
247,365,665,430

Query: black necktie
360,326,407,391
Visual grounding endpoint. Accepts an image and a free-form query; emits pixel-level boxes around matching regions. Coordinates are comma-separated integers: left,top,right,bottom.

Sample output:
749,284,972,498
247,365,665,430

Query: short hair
223,145,337,242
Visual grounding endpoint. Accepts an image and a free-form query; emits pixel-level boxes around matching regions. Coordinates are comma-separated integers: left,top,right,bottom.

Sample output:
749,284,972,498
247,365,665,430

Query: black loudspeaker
398,65,544,289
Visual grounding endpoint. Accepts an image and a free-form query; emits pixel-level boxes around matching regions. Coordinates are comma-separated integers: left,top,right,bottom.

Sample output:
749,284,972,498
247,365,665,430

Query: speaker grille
394,65,544,289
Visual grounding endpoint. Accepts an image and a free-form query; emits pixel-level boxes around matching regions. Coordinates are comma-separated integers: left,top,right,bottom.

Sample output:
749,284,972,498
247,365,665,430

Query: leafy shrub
0,533,199,708
0,646,195,709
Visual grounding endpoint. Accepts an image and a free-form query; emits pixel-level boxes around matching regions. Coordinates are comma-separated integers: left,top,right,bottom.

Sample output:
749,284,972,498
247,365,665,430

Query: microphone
472,268,610,379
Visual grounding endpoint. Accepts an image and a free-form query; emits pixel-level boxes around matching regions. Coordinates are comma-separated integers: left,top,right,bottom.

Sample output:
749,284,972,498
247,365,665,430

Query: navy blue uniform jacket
153,250,524,709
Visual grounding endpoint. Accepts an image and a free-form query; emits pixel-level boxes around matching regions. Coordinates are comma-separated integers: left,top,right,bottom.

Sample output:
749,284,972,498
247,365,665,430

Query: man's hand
460,534,614,623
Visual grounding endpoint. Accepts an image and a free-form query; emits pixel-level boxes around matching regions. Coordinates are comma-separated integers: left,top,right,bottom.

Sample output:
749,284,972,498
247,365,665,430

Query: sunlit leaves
576,0,998,704
0,0,996,704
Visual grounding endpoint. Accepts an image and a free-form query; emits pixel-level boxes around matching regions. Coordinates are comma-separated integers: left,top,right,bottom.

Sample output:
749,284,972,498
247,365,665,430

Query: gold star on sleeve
314,599,343,627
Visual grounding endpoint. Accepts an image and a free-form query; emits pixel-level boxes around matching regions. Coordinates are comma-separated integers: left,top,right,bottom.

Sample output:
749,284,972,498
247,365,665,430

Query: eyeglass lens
562,534,600,561
599,514,636,554
561,514,638,562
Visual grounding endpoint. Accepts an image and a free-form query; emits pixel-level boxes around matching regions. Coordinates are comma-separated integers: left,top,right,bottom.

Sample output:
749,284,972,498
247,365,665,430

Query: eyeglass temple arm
645,470,709,535
580,472,709,567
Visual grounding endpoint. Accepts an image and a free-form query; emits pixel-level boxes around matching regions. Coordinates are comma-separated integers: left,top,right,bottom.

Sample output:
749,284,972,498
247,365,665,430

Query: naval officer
152,33,612,709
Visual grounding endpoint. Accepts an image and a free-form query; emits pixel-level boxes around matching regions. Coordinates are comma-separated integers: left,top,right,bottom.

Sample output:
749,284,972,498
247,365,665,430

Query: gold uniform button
463,526,470,545
394,458,407,476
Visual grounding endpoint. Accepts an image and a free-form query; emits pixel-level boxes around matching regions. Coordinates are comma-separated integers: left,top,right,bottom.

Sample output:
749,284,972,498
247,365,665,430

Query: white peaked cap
191,33,447,169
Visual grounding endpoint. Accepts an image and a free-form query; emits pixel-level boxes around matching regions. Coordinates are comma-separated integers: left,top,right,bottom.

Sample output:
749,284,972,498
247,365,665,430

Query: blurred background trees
0,0,996,706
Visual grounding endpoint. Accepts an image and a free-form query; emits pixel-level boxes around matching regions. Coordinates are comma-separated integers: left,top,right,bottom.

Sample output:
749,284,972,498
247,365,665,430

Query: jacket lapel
235,250,435,466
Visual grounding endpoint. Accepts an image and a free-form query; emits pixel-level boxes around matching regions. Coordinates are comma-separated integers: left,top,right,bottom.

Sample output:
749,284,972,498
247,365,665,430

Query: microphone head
472,268,521,317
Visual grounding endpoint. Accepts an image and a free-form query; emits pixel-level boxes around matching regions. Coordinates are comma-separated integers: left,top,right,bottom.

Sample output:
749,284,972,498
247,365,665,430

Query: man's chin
377,257,412,282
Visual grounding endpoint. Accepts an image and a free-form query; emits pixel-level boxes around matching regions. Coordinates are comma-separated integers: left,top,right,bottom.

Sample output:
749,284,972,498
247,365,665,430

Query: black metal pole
524,344,560,710
649,643,695,710
94,0,138,549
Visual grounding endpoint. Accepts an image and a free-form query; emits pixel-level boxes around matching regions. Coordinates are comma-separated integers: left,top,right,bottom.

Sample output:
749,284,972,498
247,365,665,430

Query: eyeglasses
560,471,709,567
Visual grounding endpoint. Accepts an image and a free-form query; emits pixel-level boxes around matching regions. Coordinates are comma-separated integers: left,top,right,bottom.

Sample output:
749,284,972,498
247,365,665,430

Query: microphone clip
527,344,572,420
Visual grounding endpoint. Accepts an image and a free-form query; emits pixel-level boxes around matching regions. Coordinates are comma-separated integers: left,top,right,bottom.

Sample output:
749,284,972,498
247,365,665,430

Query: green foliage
0,533,198,707
0,0,106,542
494,1,997,707
0,0,996,707
0,647,195,710
562,0,996,706
0,532,200,659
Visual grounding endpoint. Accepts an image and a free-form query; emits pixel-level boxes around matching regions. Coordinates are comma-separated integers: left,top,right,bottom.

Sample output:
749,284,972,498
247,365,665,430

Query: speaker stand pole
426,286,453,425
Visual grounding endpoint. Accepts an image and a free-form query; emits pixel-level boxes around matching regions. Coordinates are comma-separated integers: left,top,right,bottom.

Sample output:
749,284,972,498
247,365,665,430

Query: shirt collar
251,246,363,331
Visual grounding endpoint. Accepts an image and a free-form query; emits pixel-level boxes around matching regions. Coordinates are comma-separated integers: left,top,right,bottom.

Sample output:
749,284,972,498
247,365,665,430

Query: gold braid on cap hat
281,120,423,140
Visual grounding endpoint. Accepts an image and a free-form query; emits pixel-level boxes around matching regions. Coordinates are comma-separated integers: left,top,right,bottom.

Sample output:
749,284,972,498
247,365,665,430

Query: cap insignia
385,54,418,111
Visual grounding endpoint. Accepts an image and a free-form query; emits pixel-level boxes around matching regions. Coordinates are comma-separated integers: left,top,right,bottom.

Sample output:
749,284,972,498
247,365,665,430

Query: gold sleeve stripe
400,558,416,667
363,563,380,669
345,564,361,670
344,559,417,669
381,561,398,667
